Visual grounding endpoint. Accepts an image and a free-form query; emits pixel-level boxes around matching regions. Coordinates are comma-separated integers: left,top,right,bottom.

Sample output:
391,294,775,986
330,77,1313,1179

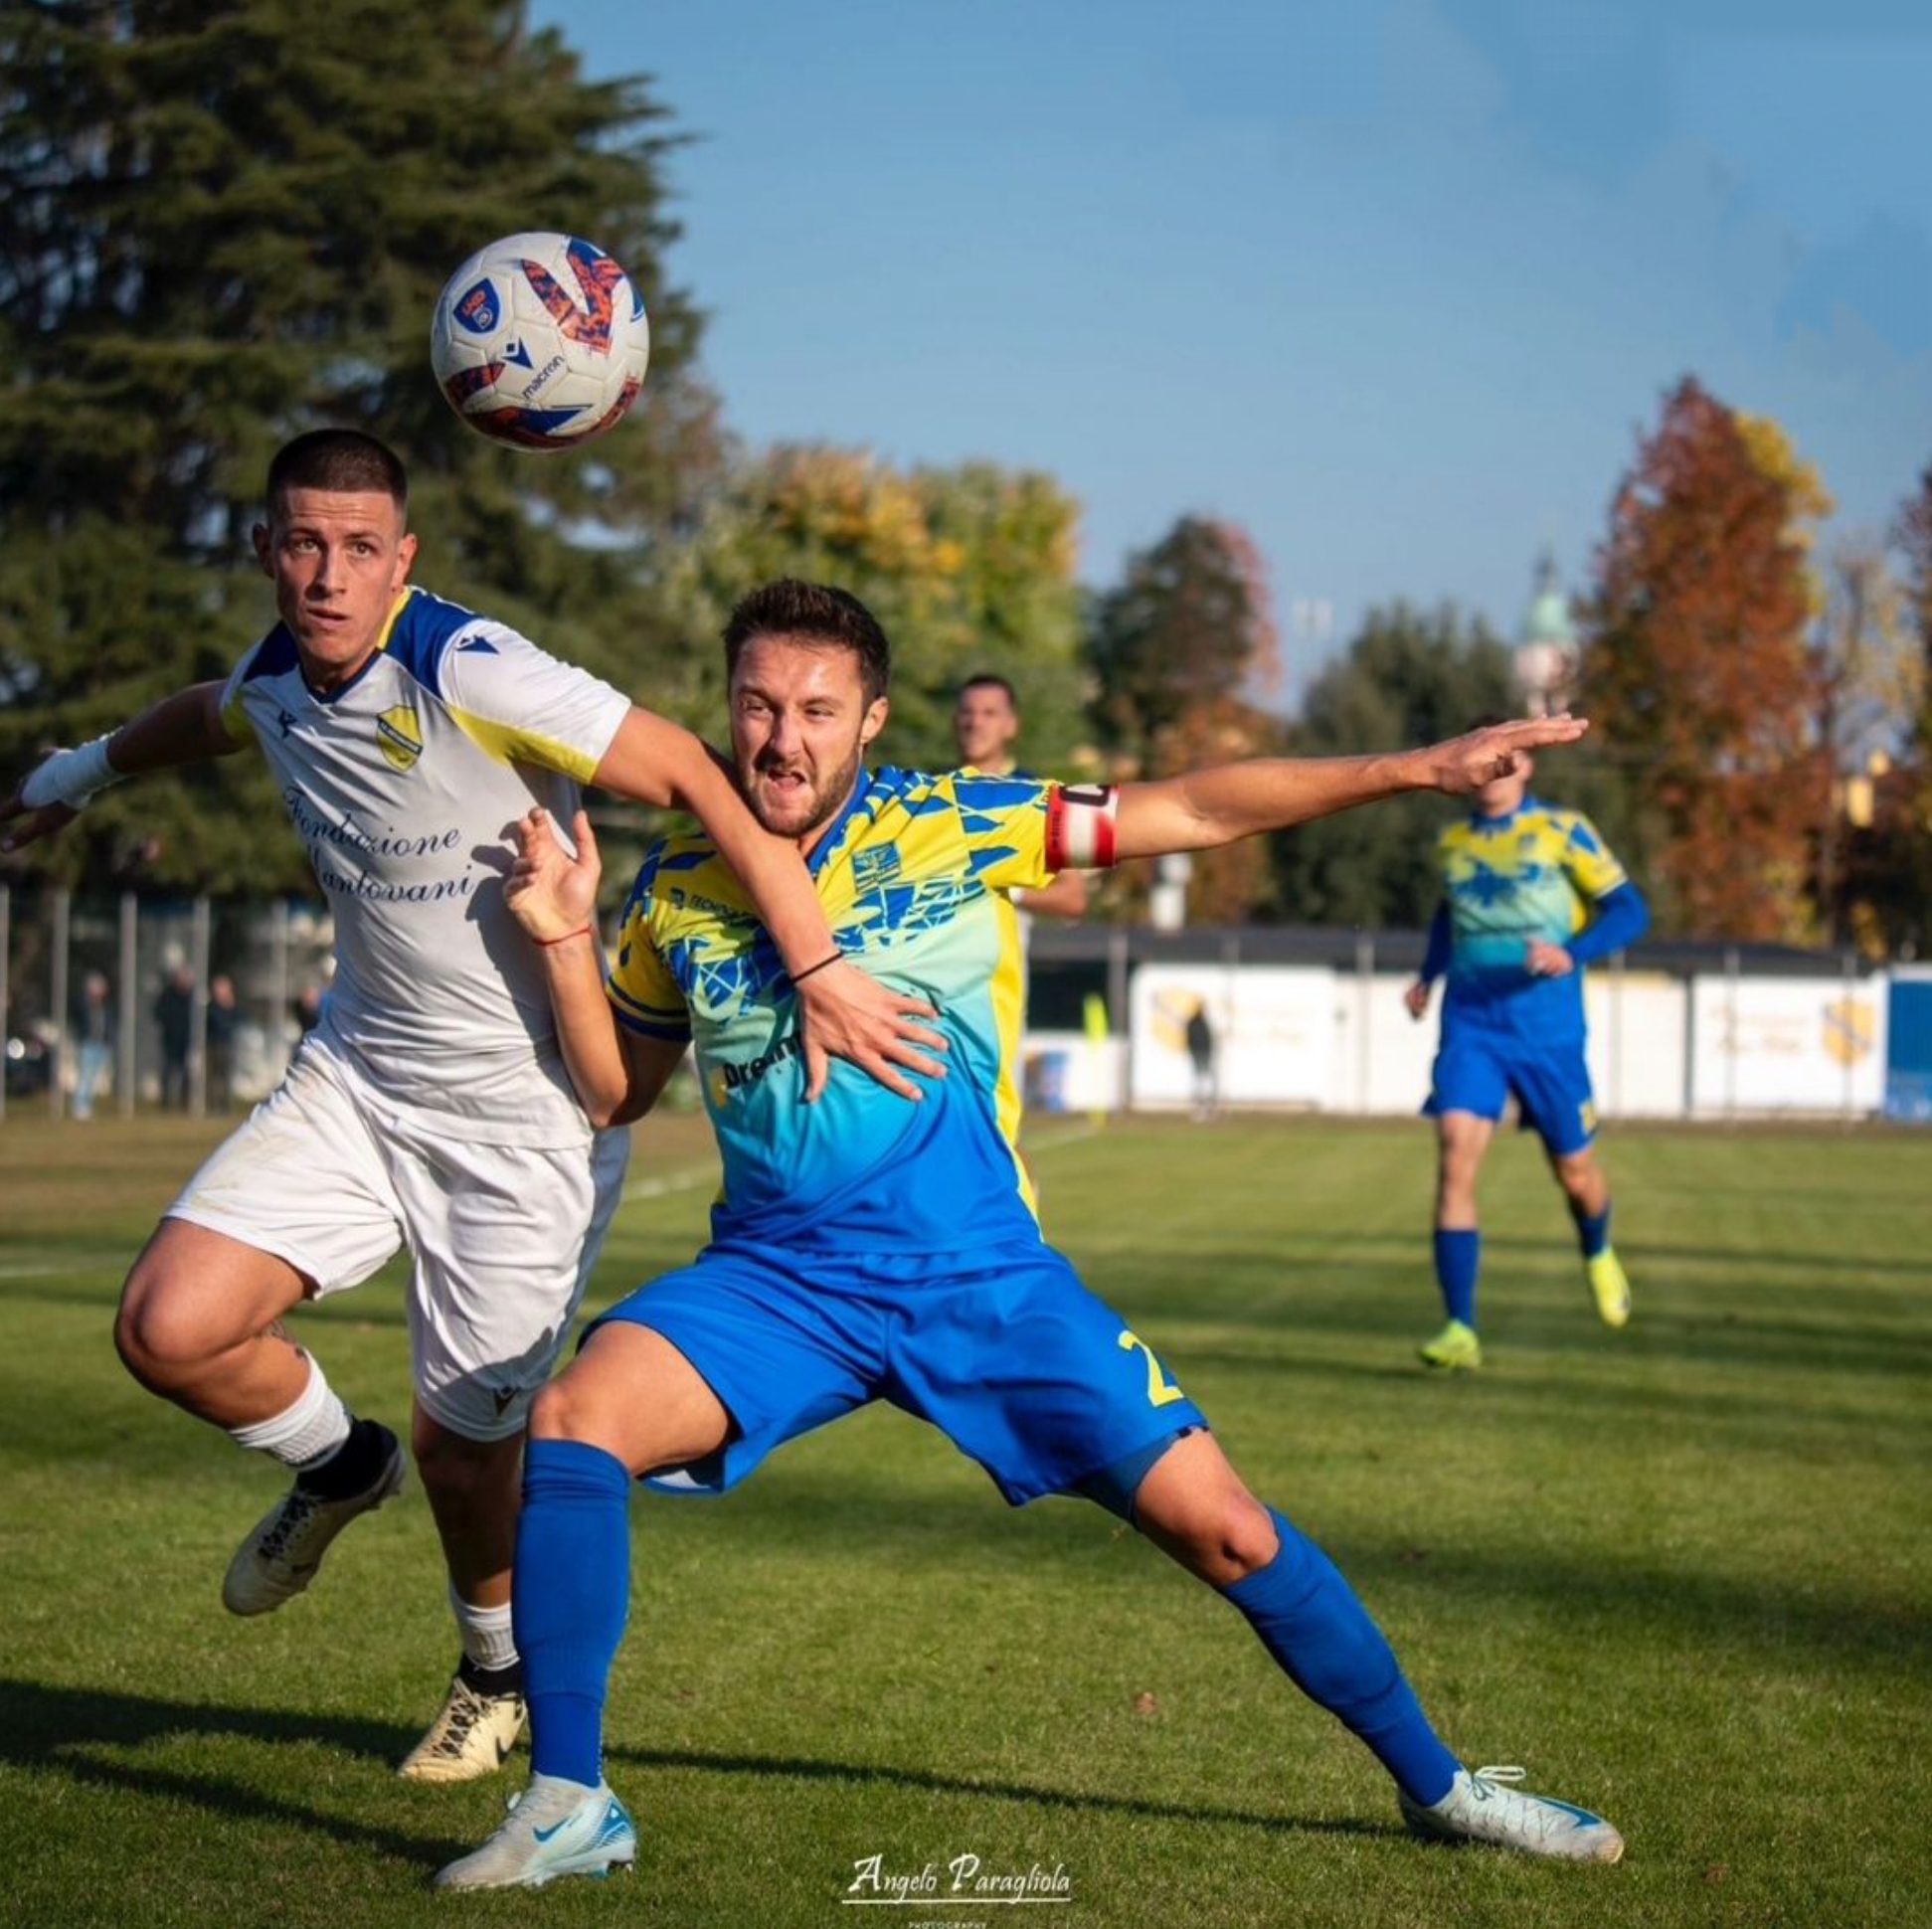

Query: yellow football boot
1586,1248,1632,1328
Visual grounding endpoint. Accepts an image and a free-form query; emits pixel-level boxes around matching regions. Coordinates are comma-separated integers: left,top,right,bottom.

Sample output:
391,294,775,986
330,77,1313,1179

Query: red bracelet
535,925,593,948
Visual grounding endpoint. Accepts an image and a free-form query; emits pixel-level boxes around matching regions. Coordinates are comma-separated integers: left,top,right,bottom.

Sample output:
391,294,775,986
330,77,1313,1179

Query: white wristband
20,735,121,811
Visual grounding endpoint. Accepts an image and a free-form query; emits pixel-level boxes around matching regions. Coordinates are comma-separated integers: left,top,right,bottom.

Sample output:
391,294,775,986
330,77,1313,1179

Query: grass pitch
1,1110,1926,1928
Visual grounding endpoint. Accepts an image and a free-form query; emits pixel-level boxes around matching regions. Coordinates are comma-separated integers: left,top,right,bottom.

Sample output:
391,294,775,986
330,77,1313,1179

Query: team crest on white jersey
377,705,425,773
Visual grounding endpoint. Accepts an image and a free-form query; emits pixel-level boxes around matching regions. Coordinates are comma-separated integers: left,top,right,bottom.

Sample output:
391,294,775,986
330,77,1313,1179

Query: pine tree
1274,602,1520,930
0,0,714,890
1086,516,1284,922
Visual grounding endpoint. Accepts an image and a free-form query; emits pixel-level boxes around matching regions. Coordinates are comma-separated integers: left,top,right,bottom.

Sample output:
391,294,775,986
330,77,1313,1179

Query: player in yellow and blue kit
952,671,1089,1164
1405,729,1650,1369
438,581,1627,1890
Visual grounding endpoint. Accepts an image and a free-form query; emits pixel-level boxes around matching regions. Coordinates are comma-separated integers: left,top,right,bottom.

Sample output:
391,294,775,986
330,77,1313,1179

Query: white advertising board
1130,964,1337,1109
1688,976,1886,1116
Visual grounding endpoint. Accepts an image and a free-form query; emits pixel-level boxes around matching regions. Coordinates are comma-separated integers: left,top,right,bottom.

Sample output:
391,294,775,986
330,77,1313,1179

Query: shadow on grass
0,1682,444,1865
689,1472,1932,1688
603,1737,1392,1841
0,1679,1392,1858
1104,1267,1932,1382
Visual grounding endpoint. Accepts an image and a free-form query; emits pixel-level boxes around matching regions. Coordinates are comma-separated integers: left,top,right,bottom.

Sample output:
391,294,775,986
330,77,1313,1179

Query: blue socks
1436,1207,1609,1320
1222,1509,1459,1807
1571,1200,1612,1260
1433,1228,1480,1328
514,1452,1465,1809
514,1437,634,1787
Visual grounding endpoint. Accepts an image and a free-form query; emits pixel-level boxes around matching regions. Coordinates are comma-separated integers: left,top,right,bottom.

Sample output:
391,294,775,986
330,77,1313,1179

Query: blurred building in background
1514,549,1580,718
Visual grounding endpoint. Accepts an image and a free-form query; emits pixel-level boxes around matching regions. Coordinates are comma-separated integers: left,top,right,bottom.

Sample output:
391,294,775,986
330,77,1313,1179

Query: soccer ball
429,232,650,452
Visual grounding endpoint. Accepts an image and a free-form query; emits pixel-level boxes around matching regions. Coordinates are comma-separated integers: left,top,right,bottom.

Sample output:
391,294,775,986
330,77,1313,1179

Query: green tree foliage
1085,515,1284,922
1273,602,1520,929
0,0,714,892
1578,378,1825,943
1087,515,1282,775
653,445,1090,777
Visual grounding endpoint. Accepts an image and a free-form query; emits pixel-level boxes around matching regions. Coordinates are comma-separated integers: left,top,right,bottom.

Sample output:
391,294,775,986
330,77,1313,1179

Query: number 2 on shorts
1118,1328,1184,1407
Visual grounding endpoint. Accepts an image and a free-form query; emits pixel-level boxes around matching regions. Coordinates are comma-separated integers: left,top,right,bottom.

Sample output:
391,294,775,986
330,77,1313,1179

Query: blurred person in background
1404,722,1650,1371
71,968,116,1121
953,672,1090,923
154,962,195,1112
954,672,1089,1153
206,973,239,1112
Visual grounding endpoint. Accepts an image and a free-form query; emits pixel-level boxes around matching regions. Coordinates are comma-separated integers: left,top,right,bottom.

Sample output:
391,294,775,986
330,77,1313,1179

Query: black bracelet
790,951,845,986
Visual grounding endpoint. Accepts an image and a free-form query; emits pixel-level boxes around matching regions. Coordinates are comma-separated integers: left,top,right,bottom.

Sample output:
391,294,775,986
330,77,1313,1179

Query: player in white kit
0,430,942,1782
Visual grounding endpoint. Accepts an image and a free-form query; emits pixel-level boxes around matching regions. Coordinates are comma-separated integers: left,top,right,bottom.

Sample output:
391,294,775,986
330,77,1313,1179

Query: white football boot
1399,1764,1625,1862
435,1773,637,1891
222,1424,405,1616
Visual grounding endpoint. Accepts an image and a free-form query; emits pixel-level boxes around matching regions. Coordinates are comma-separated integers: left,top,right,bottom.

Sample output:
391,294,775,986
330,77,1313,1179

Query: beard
740,739,866,843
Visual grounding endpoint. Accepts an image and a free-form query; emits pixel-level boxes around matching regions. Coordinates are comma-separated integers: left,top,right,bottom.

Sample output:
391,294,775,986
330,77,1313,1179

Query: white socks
451,1584,518,1673
228,1359,351,1472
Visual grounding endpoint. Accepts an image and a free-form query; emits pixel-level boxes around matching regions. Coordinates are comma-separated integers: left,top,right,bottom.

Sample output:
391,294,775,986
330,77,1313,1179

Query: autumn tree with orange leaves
1578,378,1827,942
1873,466,1932,953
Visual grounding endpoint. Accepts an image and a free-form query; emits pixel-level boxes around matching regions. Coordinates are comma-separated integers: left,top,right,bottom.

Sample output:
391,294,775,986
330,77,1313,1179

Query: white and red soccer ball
430,232,650,452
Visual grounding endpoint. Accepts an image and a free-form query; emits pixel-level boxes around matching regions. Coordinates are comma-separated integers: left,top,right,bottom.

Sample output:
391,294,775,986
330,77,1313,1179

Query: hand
0,775,79,854
505,806,603,943
1524,940,1575,978
1425,714,1588,794
1403,979,1432,1019
791,957,950,1104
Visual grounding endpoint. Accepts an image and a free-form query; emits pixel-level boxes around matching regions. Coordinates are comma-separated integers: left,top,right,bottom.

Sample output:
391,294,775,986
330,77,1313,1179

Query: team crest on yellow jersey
377,705,424,773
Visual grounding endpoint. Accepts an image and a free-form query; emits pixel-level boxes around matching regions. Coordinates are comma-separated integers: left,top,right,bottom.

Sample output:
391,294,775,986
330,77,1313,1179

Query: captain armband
1045,783,1120,872
20,735,122,812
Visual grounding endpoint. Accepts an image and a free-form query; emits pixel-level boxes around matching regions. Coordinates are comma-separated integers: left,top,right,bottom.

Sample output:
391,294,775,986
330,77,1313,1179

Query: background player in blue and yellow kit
952,671,1089,1159
439,580,1626,1890
1404,727,1651,1370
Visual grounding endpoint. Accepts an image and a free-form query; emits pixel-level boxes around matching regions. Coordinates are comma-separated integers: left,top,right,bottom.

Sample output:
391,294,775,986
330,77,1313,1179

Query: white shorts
166,1037,628,1442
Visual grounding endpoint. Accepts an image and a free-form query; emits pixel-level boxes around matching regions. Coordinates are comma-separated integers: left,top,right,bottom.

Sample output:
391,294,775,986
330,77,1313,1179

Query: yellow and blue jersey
1428,797,1634,1038
608,768,1116,1252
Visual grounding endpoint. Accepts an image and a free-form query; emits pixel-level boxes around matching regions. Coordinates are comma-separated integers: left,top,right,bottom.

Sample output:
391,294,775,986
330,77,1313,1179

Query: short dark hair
958,672,1017,708
723,579,892,705
267,430,409,520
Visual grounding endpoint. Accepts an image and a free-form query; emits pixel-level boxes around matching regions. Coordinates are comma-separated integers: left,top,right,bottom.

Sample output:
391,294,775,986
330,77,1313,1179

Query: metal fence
0,884,334,1123
1,885,1903,1126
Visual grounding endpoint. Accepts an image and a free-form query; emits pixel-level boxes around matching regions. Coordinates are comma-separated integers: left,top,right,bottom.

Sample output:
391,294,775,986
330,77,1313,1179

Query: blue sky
533,0,1932,709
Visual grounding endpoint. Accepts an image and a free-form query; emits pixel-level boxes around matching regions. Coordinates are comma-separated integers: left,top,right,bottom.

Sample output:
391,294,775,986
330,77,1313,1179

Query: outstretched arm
2,681,241,852
1112,715,1589,860
504,806,686,1127
591,707,947,1102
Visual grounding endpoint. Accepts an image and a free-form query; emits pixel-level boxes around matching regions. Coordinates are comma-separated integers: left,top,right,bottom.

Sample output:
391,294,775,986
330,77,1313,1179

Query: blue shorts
587,1237,1208,1507
1425,1011,1598,1156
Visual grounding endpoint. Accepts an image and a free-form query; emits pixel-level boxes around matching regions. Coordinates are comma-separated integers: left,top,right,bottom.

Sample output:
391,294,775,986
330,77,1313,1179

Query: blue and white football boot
1399,1764,1624,1862
435,1772,637,1891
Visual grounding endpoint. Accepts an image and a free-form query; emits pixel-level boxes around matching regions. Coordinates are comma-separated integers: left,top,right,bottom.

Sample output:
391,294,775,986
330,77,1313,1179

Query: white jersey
220,585,630,1145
